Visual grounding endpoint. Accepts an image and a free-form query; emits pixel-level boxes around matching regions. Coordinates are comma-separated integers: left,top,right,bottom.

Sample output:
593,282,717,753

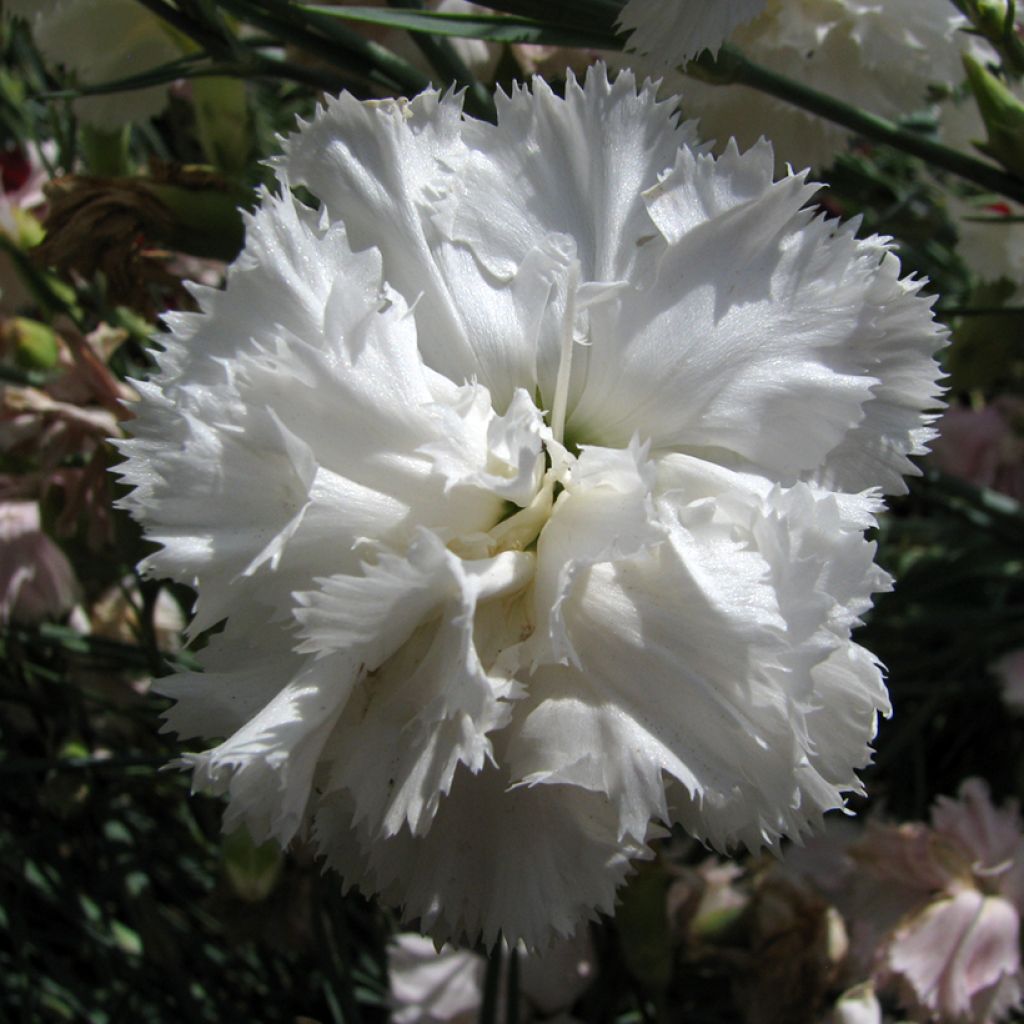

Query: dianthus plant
117,66,946,950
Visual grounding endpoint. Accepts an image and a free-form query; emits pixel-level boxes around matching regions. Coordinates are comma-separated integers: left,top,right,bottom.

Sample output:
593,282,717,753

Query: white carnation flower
117,66,946,949
659,0,968,171
617,0,766,66
7,0,181,130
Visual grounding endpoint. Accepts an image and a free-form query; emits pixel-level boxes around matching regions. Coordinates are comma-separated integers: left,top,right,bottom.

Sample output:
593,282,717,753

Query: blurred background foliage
1,2,1024,1022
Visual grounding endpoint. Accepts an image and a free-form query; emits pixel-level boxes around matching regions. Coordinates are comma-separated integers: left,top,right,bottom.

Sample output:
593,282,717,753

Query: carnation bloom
117,67,945,949
658,0,967,171
616,0,766,66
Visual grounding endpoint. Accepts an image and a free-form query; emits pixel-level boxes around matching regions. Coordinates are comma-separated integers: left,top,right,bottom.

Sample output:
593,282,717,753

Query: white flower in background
388,930,593,1023
947,193,1024,285
117,66,945,949
657,0,967,171
5,0,182,130
389,935,482,1024
829,982,882,1024
617,0,766,67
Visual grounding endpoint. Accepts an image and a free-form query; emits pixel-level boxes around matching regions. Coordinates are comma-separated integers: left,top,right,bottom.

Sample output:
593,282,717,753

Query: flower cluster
116,64,946,948
645,0,969,171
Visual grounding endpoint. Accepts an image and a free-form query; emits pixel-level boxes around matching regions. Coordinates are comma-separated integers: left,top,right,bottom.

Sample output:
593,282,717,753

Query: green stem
505,946,520,1024
0,755,168,776
387,0,497,120
478,0,624,26
479,941,502,1024
935,304,1024,315
133,0,232,58
690,45,1024,202
221,0,433,96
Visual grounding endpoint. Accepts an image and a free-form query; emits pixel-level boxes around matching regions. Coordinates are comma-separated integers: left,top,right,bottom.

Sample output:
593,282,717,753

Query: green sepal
962,53,1024,178
221,827,283,903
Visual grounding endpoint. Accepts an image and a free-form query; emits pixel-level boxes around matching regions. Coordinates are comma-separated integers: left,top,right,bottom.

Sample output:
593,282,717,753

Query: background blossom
659,0,968,171
616,0,766,66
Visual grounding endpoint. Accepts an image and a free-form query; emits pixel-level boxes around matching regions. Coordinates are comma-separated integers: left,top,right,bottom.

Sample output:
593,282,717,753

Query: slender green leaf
298,4,621,48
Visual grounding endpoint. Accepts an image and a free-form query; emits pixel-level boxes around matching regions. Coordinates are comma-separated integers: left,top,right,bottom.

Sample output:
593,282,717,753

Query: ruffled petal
617,0,766,67
298,530,532,838
181,653,358,845
277,89,518,396
511,451,890,850
568,140,935,483
809,250,946,495
117,392,317,634
314,755,652,951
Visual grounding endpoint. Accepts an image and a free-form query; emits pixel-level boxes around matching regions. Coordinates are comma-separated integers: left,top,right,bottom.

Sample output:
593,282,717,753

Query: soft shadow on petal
315,754,652,951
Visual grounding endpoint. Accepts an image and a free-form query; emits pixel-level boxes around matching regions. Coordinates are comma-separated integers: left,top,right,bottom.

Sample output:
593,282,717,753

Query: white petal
118,398,317,634
528,438,664,668
182,654,357,845
277,90,510,395
651,1,967,173
617,0,766,66
420,386,546,507
314,756,652,951
809,250,946,495
299,530,533,837
512,452,890,850
449,67,701,412
569,142,889,479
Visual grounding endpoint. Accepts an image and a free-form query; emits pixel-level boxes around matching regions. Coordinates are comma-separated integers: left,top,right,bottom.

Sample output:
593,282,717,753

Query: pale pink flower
783,781,1024,1021
885,887,1021,1022
928,400,1024,502
993,650,1024,715
852,780,1024,1023
0,320,133,546
931,778,1024,908
0,500,78,623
